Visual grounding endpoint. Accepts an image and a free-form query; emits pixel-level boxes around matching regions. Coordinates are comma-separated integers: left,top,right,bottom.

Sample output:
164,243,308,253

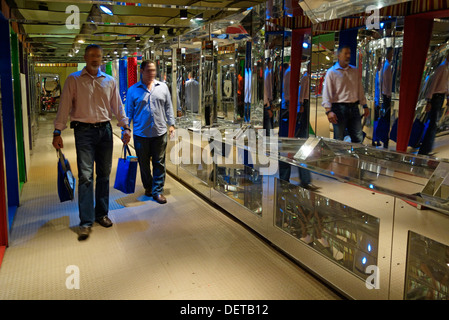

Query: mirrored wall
310,18,405,145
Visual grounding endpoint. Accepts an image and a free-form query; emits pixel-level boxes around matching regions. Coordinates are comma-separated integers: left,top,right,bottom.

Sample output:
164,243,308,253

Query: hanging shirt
125,80,175,138
321,61,367,109
54,67,128,131
425,60,449,100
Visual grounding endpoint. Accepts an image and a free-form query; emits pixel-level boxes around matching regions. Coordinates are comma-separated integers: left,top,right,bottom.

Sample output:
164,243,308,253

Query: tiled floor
0,114,342,300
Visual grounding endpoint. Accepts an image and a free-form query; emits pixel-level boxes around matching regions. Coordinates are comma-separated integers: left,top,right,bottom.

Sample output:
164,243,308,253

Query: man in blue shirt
125,60,175,204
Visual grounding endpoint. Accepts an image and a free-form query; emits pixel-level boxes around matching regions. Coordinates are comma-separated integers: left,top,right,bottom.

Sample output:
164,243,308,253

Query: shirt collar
81,67,106,78
137,80,161,90
335,61,353,71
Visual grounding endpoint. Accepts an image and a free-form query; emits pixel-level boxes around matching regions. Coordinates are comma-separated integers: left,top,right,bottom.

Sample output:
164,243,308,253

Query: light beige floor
0,114,341,300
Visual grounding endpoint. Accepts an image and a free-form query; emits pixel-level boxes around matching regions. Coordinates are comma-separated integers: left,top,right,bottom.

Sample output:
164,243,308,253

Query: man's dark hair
337,45,351,54
141,60,156,70
85,44,103,55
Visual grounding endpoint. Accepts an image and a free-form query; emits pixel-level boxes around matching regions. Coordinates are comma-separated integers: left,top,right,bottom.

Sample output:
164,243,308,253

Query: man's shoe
301,184,321,192
78,226,91,241
153,194,167,204
96,216,113,228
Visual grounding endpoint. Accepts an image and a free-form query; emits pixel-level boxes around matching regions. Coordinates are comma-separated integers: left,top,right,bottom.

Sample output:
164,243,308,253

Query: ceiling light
180,9,188,20
100,5,113,16
77,38,85,44
326,56,330,60
191,13,203,22
149,39,154,43
136,36,140,42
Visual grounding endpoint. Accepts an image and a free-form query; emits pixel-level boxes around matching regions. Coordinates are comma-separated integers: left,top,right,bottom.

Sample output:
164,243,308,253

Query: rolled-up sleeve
321,71,332,109
54,75,74,131
110,81,129,127
165,87,175,126
124,87,134,126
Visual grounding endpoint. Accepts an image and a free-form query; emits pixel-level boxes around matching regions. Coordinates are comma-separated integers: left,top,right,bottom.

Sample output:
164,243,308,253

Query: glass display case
275,178,379,280
405,232,449,300
166,128,449,299
163,2,449,301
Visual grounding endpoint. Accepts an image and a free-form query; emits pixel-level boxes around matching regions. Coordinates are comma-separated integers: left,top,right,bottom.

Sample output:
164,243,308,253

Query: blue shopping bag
57,149,76,202
114,144,138,194
390,113,429,147
408,113,429,148
389,118,398,142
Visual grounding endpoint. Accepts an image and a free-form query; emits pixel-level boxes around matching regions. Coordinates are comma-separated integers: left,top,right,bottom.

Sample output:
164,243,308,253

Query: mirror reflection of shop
310,31,336,138
202,40,216,126
410,18,449,155
359,19,403,149
217,43,237,122
38,74,60,113
177,47,202,121
265,29,285,131
156,47,173,95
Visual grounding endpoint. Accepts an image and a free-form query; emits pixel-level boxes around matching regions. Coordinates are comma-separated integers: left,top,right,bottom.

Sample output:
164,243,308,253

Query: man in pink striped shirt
52,44,131,241
322,45,369,143
418,51,449,155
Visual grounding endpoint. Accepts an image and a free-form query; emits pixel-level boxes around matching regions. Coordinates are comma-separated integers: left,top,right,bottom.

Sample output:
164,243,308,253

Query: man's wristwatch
53,129,61,137
325,110,331,116
122,127,131,133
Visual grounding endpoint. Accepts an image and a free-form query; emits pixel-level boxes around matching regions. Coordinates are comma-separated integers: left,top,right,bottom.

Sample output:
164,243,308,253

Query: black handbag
57,149,76,202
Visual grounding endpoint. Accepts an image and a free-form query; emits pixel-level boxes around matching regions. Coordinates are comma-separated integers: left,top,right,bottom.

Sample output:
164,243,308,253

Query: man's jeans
74,122,113,227
134,133,168,197
419,93,445,155
278,160,311,187
331,103,364,143
263,106,273,136
296,99,310,139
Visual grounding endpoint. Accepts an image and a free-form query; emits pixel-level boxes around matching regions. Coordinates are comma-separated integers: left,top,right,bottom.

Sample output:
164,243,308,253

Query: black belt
433,93,445,97
332,102,358,107
70,121,110,129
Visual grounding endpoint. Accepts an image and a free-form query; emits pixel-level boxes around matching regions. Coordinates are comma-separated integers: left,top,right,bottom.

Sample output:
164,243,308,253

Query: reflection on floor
0,114,341,300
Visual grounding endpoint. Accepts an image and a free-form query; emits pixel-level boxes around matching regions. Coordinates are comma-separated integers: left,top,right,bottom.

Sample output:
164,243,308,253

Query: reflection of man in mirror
297,62,310,139
322,45,369,143
279,62,290,137
372,57,382,147
264,58,274,134
377,47,393,149
418,51,449,156
185,72,199,113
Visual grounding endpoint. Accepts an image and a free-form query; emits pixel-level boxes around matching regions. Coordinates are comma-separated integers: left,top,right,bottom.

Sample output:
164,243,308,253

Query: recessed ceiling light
100,5,113,16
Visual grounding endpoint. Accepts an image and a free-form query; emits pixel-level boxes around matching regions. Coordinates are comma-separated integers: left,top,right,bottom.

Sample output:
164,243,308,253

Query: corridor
0,114,341,300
